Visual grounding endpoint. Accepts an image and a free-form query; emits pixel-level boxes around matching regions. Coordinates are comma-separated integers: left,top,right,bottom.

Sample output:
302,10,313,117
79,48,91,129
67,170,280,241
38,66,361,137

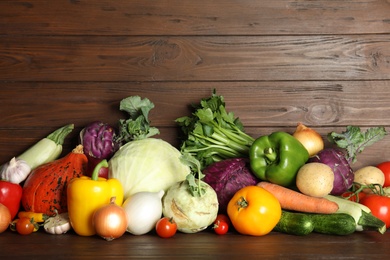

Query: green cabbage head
108,138,190,200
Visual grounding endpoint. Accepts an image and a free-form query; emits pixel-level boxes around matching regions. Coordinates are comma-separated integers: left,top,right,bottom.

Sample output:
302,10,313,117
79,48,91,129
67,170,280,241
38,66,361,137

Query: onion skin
92,197,128,241
0,203,11,233
293,123,324,157
122,190,164,235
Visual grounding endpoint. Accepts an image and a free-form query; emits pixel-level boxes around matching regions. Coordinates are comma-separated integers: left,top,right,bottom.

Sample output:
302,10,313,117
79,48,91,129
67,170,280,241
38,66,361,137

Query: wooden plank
2,81,390,167
1,35,390,81
1,229,390,259
1,0,390,36
1,82,390,129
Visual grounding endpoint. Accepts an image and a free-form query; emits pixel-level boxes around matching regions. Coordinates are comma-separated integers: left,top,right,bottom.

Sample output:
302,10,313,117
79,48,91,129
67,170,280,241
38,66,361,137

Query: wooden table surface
1,228,389,259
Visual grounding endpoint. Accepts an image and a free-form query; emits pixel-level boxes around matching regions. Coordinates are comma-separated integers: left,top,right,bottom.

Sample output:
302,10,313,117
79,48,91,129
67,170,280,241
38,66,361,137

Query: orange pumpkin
22,145,88,215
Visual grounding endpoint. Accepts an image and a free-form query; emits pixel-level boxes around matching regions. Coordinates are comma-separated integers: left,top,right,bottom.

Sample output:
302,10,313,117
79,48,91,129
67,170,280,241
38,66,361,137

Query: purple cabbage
309,148,354,195
203,158,259,214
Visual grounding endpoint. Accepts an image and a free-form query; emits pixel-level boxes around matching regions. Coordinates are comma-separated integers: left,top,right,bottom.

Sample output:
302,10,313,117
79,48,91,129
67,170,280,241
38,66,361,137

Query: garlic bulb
0,157,31,184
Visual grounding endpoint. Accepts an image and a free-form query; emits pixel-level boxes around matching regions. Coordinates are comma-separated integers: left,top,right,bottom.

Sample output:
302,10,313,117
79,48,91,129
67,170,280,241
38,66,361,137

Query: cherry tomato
15,217,35,235
215,214,231,225
227,186,281,236
360,194,390,228
341,191,366,202
155,217,177,238
376,161,390,187
213,219,229,235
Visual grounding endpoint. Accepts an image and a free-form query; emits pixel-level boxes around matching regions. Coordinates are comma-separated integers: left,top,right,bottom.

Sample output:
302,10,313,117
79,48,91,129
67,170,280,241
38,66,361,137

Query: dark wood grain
1,81,390,167
1,35,390,81
1,0,390,35
1,229,390,259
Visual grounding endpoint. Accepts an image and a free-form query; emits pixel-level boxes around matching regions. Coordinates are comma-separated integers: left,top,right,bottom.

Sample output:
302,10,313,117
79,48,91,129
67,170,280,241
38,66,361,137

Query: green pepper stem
264,147,277,162
91,159,108,181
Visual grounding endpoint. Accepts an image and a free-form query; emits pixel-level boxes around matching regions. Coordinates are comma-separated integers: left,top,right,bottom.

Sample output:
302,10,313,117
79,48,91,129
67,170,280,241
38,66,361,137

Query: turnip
162,153,219,233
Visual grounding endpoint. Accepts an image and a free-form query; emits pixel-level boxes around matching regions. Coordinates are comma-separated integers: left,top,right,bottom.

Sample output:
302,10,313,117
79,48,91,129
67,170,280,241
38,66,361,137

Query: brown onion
0,203,11,233
293,123,324,157
92,197,128,241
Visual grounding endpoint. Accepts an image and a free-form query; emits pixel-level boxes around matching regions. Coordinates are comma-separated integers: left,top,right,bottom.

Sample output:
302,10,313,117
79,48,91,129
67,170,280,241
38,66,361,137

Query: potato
354,166,385,192
296,162,334,197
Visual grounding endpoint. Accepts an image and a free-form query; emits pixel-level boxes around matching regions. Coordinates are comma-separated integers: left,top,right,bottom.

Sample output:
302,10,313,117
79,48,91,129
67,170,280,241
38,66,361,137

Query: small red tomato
360,194,390,228
215,214,231,226
155,217,177,238
376,161,390,187
15,217,35,235
213,219,229,235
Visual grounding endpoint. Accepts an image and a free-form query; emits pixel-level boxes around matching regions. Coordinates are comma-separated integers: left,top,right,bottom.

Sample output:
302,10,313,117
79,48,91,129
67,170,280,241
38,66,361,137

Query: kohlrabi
161,153,219,234
310,126,387,195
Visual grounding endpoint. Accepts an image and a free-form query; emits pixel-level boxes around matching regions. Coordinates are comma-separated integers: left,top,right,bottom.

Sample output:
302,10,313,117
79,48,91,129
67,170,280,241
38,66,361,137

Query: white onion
122,190,164,235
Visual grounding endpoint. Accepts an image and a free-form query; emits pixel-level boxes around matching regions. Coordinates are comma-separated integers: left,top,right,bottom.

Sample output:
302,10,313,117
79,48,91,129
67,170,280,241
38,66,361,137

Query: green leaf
180,153,206,197
175,90,255,169
328,126,387,163
119,96,154,121
195,108,214,123
115,96,160,143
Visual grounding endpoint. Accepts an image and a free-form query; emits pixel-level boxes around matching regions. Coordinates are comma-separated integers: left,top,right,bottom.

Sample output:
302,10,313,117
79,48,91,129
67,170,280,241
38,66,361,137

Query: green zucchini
274,210,314,236
325,195,386,234
17,124,74,170
311,213,356,236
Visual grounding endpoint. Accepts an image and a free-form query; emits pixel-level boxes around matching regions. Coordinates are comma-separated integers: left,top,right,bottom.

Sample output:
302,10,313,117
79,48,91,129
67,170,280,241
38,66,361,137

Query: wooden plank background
1,0,390,170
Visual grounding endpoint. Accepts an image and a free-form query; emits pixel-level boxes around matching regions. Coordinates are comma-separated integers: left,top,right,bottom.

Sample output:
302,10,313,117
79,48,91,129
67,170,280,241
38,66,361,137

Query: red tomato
215,214,231,226
341,191,366,202
360,194,390,228
155,217,177,238
376,161,390,187
15,217,35,235
213,219,229,235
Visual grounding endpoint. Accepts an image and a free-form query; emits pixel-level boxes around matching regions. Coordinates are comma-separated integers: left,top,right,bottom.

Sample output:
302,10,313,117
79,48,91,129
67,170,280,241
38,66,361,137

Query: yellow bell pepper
67,159,124,236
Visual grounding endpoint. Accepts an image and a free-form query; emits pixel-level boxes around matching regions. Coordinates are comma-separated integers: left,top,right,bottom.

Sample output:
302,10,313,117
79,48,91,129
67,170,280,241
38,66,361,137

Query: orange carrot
257,181,339,214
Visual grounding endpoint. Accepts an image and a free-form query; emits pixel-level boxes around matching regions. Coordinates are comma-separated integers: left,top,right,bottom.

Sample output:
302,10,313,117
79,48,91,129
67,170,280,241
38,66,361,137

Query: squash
22,145,88,216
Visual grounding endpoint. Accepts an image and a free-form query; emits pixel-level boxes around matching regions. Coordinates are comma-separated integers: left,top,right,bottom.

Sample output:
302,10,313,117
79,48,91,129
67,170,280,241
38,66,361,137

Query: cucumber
311,213,356,236
274,211,356,236
274,210,314,236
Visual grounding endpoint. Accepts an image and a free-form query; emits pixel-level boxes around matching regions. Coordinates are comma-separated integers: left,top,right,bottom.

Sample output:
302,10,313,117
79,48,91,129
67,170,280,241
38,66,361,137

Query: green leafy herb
115,96,160,144
327,126,387,163
175,90,255,169
180,153,206,197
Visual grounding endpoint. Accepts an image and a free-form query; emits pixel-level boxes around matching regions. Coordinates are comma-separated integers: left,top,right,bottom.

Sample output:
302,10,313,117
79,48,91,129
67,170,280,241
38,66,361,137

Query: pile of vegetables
2,90,390,240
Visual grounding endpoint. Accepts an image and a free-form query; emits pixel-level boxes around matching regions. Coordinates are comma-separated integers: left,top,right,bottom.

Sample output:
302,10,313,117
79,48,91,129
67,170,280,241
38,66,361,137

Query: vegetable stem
46,124,74,145
236,196,248,210
91,159,108,181
176,90,255,169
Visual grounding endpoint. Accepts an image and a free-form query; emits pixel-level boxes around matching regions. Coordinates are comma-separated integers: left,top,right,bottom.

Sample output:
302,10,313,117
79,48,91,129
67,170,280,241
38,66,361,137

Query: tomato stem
346,182,387,202
236,196,248,210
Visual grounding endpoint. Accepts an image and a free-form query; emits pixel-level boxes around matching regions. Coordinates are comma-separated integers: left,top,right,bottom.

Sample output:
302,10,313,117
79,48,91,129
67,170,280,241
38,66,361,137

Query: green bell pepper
249,131,309,187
